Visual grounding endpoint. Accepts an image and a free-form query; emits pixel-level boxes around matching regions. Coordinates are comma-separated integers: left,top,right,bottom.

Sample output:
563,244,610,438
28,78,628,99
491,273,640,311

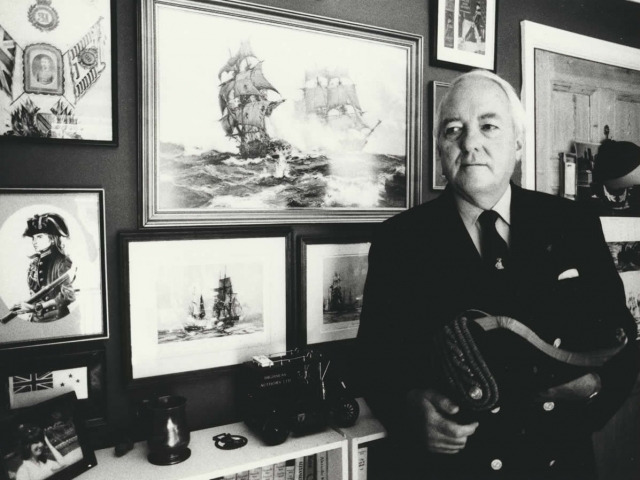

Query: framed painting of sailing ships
0,0,117,144
121,229,290,384
139,0,423,227
434,0,497,71
301,236,371,345
431,81,450,190
0,189,108,351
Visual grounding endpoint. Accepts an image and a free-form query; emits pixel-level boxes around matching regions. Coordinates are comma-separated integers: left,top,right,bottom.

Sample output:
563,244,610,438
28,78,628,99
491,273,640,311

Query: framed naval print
431,81,450,190
0,189,108,350
0,0,117,144
140,0,423,227
602,217,640,340
434,0,497,70
521,21,640,193
301,236,371,345
121,229,290,385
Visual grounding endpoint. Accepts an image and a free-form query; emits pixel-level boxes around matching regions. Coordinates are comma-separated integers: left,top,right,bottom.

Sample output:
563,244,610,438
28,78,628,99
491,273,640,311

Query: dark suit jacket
356,185,639,480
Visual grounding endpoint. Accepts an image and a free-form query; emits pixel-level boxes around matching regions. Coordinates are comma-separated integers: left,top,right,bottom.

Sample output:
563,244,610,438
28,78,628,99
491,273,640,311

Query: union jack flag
0,25,17,97
12,372,54,394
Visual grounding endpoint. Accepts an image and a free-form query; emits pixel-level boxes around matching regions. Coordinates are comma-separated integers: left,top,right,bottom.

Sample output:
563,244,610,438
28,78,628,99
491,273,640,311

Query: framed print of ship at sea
121,229,290,385
139,0,423,227
434,0,497,70
0,0,117,144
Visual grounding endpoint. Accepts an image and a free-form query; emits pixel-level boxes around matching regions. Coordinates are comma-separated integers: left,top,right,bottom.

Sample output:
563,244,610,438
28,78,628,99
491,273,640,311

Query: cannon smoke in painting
156,7,409,212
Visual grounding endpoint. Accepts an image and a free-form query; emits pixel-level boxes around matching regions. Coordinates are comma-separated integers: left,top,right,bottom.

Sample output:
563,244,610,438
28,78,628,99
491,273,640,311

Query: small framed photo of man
0,189,108,350
24,45,64,96
0,391,97,480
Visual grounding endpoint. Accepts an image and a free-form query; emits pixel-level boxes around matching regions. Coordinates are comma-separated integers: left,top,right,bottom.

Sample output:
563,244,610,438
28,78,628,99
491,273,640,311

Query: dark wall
2,0,640,448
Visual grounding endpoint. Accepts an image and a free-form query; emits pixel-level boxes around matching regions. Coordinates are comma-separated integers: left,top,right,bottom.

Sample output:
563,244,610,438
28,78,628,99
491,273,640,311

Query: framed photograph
431,81,450,191
1,349,106,427
521,21,640,195
0,189,108,350
0,391,96,480
140,0,423,227
0,0,117,144
301,237,371,345
434,0,497,70
602,217,640,340
121,229,290,384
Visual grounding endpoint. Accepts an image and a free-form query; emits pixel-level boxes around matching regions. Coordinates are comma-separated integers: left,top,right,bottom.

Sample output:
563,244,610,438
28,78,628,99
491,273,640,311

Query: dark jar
146,395,191,465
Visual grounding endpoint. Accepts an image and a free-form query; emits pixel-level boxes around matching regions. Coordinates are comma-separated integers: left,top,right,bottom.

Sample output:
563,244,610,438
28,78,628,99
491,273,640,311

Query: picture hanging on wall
1,349,107,427
431,81,450,191
301,237,371,345
521,21,640,198
121,229,290,385
0,189,109,350
434,0,497,70
139,0,423,227
0,392,97,480
603,217,640,340
0,0,117,144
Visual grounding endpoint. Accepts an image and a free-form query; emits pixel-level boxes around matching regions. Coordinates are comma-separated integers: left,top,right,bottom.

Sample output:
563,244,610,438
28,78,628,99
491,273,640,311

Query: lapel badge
495,258,504,270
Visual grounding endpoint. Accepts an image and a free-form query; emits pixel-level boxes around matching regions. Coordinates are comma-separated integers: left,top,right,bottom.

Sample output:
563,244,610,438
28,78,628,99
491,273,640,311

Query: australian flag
0,24,16,97
12,372,54,394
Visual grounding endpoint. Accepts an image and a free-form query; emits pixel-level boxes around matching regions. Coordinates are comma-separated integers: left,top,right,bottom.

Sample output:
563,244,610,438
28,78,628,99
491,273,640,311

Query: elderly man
356,70,639,479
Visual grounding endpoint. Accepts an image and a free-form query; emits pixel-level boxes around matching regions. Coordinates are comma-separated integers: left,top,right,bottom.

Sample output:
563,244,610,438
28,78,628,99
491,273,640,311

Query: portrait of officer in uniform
10,213,76,323
356,69,639,479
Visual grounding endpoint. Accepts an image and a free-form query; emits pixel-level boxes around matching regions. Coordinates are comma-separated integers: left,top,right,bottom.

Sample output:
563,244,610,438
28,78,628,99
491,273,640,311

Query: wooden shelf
81,421,347,480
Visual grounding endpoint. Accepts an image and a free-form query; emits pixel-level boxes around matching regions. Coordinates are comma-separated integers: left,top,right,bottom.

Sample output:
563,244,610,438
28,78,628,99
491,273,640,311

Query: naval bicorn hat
429,310,627,422
23,213,70,238
594,139,640,190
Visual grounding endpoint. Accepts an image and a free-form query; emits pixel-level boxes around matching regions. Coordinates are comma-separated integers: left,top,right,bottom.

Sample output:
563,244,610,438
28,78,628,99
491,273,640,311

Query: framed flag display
0,0,117,144
2,349,106,427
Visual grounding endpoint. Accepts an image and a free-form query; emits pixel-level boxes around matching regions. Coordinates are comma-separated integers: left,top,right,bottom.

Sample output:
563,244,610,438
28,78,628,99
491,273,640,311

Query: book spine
261,463,275,480
274,461,286,480
316,450,328,480
358,446,368,480
294,457,304,480
237,472,250,480
285,459,296,480
304,454,316,480
249,468,262,480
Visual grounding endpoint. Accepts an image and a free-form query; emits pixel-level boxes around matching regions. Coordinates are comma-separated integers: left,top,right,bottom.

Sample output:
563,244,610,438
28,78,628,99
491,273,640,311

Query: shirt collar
454,184,512,230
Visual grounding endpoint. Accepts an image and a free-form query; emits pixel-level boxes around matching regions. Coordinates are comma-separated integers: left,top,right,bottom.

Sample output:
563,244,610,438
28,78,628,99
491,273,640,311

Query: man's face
40,58,51,71
438,77,522,206
32,233,52,253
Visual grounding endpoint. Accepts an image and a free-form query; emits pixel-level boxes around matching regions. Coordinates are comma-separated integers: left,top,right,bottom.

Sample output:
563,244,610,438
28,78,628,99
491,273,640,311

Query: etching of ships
299,67,381,152
213,273,243,329
218,40,285,158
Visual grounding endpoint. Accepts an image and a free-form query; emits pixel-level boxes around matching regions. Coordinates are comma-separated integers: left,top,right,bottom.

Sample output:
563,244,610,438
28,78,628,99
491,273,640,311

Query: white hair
434,69,526,145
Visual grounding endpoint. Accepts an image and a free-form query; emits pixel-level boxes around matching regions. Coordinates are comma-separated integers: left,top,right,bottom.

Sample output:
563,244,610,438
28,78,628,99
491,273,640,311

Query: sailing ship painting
154,6,412,216
157,263,264,344
322,254,368,325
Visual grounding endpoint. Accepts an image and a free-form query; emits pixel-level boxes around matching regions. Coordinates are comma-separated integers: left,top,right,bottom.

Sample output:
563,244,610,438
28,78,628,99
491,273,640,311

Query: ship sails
213,275,243,327
218,41,284,158
301,68,381,151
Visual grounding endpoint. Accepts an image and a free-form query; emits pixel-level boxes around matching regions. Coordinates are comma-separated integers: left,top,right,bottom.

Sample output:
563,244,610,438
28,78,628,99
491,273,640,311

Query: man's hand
537,373,601,401
406,388,479,454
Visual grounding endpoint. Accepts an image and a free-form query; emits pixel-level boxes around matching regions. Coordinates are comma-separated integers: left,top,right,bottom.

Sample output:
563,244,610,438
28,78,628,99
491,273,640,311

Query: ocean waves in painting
158,143,406,210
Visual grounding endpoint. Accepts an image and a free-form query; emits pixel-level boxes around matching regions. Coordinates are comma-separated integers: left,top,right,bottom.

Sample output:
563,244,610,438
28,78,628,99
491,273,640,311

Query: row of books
208,453,318,480
212,447,363,480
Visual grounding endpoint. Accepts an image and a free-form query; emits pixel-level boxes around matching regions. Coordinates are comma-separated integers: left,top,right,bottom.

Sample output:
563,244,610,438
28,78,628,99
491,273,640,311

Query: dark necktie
478,210,509,270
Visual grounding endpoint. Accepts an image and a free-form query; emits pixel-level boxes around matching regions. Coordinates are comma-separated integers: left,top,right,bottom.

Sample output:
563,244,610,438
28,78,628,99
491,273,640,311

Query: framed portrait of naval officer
0,189,108,350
